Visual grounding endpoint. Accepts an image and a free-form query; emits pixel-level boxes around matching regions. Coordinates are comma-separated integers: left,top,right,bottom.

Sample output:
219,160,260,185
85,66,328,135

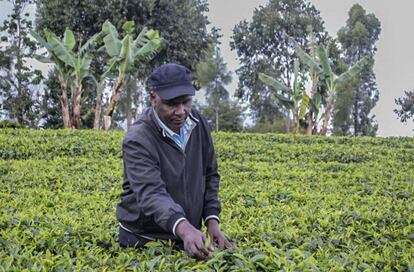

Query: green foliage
0,121,24,129
1,129,414,270
196,44,240,132
31,27,101,129
246,119,287,133
0,0,43,127
231,0,328,124
259,60,310,134
99,20,161,130
394,90,414,126
295,43,370,135
35,0,212,129
99,20,161,81
199,101,244,132
337,4,381,136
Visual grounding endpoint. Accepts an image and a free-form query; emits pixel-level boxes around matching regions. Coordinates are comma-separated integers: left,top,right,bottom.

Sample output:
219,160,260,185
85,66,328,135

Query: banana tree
31,29,72,128
259,60,311,134
295,45,369,135
100,20,161,130
31,29,98,129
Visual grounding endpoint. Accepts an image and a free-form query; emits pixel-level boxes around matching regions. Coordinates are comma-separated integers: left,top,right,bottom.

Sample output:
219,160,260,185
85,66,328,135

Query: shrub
1,129,413,271
0,121,24,129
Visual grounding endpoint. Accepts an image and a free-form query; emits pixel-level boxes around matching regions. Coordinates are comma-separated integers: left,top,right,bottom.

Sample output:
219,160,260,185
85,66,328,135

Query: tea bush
1,129,413,271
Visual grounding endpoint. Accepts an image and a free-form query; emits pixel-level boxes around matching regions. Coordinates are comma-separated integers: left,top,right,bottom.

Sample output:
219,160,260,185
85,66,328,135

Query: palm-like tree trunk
320,93,334,136
104,77,124,130
293,113,300,134
307,73,319,135
58,76,71,129
72,81,82,129
93,86,102,130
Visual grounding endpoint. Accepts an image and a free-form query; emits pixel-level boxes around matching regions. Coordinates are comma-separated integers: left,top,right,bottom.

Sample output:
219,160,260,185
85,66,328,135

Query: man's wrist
172,217,187,237
175,219,193,239
206,218,220,230
204,215,220,224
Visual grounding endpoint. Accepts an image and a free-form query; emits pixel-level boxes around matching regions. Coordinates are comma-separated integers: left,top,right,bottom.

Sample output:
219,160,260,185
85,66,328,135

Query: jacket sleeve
202,127,221,222
123,138,186,233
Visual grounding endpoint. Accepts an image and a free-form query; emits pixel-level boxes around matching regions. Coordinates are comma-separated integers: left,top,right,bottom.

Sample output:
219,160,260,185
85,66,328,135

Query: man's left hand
206,219,232,250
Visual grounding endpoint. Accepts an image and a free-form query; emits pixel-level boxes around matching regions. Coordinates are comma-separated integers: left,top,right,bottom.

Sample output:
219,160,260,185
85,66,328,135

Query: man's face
151,92,192,133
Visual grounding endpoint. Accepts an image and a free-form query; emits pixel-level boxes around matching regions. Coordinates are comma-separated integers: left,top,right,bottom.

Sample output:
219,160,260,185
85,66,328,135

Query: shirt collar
152,108,198,138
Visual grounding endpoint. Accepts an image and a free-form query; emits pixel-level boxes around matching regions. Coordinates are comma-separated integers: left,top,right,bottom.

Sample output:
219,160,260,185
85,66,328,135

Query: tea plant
1,129,413,271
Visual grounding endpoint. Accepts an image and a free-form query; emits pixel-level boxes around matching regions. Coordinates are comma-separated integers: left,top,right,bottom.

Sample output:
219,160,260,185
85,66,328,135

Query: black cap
147,63,196,100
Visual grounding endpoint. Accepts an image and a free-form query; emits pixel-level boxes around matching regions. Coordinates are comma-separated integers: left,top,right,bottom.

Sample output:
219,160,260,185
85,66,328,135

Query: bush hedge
1,129,413,271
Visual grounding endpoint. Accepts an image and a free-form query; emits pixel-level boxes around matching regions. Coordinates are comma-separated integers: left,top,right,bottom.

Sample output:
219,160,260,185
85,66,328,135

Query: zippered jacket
116,107,221,240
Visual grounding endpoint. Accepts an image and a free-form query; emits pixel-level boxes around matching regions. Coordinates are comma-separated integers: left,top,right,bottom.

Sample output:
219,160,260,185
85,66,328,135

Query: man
116,63,231,259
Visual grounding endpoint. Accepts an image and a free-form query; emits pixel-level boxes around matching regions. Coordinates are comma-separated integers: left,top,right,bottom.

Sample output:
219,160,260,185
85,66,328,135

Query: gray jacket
116,108,221,240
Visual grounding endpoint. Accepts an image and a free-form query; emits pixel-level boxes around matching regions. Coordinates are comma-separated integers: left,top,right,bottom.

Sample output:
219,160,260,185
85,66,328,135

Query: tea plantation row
0,129,413,271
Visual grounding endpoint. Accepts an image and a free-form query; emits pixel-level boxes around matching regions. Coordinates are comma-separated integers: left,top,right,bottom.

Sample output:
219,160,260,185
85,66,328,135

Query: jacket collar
147,107,199,138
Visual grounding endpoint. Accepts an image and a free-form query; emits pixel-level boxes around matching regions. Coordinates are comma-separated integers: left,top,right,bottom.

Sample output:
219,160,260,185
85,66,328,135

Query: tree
295,44,369,135
31,28,98,129
0,0,42,127
394,91,414,125
328,40,355,136
337,4,381,136
99,20,161,130
35,0,121,129
196,44,234,131
38,68,62,128
230,0,328,131
199,100,244,132
259,60,310,134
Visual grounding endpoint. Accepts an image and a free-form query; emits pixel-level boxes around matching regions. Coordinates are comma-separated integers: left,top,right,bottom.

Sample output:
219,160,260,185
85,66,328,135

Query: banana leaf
44,30,76,68
102,20,121,58
258,73,290,92
299,93,310,120
317,46,333,80
63,29,75,52
335,55,370,87
294,46,320,73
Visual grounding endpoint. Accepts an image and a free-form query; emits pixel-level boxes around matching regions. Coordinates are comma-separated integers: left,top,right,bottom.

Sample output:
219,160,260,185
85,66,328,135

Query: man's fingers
216,237,225,250
190,244,208,260
196,238,210,257
185,235,210,259
224,239,233,249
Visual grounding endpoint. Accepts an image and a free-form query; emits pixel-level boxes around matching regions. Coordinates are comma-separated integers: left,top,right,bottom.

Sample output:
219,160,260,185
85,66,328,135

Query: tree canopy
394,91,414,124
231,0,328,127
337,3,381,136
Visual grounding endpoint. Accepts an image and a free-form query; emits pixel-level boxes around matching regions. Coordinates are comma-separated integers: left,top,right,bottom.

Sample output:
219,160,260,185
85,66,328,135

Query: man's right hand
175,220,211,259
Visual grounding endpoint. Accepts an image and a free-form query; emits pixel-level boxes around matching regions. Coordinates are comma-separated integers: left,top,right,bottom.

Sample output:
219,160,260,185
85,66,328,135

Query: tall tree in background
0,0,42,127
196,44,235,131
328,40,354,136
337,4,381,136
231,0,328,131
394,91,414,126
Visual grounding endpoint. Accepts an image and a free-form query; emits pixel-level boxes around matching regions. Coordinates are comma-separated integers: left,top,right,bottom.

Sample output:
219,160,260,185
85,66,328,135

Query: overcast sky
208,0,414,137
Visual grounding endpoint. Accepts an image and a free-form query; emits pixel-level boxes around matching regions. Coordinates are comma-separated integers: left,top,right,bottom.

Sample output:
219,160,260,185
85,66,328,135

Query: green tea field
1,129,413,271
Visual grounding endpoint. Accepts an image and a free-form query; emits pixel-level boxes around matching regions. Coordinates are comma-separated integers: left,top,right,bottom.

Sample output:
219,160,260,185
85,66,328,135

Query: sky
208,0,414,137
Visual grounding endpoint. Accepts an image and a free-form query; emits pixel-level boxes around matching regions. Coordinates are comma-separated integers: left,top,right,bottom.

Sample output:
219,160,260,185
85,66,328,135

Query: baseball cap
147,63,196,100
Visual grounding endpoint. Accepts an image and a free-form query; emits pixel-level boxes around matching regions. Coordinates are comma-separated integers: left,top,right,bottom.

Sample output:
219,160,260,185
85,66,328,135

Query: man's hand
206,219,232,250
175,220,210,259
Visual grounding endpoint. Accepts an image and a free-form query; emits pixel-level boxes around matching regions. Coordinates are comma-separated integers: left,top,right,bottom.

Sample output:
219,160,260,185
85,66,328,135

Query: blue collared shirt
153,108,198,151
